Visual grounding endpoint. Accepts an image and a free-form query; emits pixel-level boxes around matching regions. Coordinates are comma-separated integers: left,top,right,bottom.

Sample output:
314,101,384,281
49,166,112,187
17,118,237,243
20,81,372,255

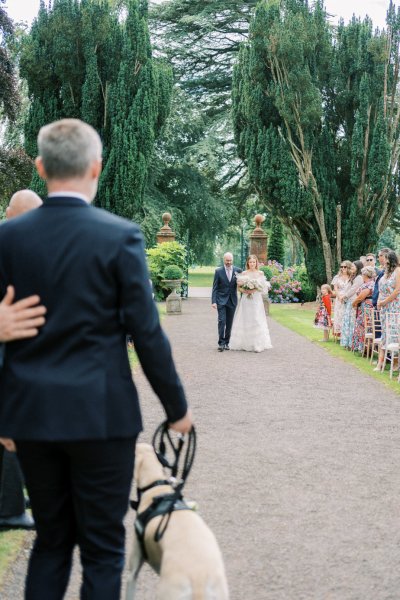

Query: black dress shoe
224,344,230,350
218,345,224,352
0,512,35,530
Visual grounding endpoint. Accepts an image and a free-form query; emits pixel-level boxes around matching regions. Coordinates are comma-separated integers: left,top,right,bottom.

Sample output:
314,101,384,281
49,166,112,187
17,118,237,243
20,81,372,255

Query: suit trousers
16,437,137,600
217,303,236,346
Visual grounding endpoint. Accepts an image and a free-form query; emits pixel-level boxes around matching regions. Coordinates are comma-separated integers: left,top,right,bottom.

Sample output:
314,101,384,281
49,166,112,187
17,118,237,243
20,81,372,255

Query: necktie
227,268,232,282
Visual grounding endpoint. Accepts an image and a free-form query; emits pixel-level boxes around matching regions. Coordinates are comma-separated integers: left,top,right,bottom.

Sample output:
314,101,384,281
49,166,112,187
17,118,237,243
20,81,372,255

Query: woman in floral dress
351,266,376,352
375,251,400,371
340,261,364,349
332,260,352,338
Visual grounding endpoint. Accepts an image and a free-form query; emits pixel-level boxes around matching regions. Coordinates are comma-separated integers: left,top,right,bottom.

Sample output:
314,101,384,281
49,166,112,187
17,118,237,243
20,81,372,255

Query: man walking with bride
212,253,272,353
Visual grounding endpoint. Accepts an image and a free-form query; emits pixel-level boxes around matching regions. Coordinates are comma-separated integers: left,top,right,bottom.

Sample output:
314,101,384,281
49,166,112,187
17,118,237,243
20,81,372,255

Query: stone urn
162,279,184,314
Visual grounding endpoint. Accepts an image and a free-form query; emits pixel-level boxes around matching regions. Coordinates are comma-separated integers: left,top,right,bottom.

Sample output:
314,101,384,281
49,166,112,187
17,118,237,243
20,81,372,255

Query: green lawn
188,266,215,287
0,530,28,587
270,303,400,395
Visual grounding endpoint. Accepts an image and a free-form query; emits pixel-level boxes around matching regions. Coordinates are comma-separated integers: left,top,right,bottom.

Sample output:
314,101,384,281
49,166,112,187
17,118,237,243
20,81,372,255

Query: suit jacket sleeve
211,269,219,304
117,227,187,423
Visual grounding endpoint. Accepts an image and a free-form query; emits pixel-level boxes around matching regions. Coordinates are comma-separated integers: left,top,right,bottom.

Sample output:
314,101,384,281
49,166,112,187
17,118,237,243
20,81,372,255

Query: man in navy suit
211,252,242,351
0,118,192,600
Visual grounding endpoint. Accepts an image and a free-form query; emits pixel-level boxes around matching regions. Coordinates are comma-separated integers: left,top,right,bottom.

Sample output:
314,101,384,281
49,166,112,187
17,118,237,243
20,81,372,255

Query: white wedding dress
230,273,273,352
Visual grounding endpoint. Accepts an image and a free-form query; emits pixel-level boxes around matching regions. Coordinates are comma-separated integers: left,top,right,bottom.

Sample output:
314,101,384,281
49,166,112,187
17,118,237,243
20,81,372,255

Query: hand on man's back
0,286,46,342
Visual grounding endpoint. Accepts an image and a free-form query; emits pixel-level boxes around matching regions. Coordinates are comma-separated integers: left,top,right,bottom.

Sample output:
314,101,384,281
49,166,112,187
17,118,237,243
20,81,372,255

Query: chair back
372,309,381,338
364,307,374,337
385,312,400,348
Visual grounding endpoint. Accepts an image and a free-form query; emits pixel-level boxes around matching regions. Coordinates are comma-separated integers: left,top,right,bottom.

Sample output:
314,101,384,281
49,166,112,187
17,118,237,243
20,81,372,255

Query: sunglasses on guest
366,258,375,262
340,265,347,269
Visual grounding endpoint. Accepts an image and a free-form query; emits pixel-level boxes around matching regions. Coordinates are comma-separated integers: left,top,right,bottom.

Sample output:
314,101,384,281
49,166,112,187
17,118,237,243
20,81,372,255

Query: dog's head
134,442,166,490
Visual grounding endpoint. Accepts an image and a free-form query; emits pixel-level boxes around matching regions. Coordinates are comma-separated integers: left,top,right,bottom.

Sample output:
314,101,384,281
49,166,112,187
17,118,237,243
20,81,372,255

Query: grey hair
37,119,102,179
361,266,376,279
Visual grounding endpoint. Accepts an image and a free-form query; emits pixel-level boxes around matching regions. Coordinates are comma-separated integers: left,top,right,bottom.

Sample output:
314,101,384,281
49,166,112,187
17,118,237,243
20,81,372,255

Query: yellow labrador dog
125,442,229,600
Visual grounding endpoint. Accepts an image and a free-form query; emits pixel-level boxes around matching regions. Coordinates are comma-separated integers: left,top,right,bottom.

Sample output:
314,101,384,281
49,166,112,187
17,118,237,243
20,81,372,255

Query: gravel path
2,298,400,599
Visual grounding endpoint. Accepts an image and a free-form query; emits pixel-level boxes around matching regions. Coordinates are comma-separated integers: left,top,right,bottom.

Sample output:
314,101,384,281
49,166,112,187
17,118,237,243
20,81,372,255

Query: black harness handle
152,421,196,485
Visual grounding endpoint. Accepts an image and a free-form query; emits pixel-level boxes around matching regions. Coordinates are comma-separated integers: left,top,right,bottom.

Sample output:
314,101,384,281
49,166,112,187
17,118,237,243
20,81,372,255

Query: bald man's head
6,190,42,219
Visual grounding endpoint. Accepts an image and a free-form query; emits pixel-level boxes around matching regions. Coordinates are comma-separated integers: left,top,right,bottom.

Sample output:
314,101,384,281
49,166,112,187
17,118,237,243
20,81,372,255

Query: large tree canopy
20,0,173,223
233,0,400,284
149,0,258,214
0,0,19,121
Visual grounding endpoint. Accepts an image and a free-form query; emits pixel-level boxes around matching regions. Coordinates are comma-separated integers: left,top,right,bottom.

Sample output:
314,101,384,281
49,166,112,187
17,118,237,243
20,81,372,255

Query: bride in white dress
230,255,273,352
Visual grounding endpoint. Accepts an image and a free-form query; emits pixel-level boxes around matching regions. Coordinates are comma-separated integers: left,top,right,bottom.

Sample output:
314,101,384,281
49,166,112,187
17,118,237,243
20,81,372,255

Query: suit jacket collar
43,196,90,207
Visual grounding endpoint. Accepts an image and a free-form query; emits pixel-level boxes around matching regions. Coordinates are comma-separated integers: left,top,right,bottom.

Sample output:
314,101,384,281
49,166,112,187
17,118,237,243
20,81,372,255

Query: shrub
292,265,316,302
261,260,303,303
163,264,184,280
146,241,186,300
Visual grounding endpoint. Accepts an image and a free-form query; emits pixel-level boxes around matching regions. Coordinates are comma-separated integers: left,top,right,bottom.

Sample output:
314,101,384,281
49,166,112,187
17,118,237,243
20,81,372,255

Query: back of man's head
6,190,43,220
37,119,102,180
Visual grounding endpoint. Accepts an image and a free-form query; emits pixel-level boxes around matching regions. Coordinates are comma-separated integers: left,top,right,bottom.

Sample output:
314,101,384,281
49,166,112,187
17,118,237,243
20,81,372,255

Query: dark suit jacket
211,266,242,307
372,269,384,308
0,196,187,441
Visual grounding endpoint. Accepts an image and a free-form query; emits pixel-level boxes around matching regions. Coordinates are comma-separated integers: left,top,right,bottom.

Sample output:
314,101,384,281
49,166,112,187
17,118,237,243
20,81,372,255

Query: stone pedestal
157,212,176,244
163,280,182,314
249,214,268,264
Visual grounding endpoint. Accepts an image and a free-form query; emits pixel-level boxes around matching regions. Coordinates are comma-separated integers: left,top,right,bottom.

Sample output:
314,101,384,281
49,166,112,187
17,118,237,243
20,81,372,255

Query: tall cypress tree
268,218,285,266
233,0,400,285
20,0,172,221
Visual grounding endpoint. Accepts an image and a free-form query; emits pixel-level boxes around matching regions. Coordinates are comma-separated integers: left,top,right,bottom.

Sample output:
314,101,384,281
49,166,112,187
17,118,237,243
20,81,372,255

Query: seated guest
340,261,363,349
375,250,400,371
351,266,376,352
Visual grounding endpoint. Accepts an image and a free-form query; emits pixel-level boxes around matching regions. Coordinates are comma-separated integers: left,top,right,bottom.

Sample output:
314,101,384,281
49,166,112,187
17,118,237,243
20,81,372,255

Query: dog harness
131,480,192,559
132,423,197,560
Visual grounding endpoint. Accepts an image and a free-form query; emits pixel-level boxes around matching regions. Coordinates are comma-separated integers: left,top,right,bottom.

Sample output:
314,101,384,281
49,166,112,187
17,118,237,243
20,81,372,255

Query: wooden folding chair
382,312,400,379
361,306,374,359
370,309,382,365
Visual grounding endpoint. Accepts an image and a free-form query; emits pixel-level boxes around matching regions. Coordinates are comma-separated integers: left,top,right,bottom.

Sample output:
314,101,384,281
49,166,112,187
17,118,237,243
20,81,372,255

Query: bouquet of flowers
236,274,266,300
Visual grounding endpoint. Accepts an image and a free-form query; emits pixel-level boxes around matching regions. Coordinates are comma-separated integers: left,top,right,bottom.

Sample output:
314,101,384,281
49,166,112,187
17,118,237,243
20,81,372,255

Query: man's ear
91,159,102,179
35,157,47,181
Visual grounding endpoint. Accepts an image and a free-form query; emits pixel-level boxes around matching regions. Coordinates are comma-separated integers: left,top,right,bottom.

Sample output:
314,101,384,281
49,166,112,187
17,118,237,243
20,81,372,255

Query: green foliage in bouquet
146,241,186,300
163,265,183,280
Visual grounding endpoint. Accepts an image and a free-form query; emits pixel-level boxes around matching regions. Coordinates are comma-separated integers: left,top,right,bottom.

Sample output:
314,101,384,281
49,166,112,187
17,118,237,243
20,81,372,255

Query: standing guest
371,248,391,343
365,252,379,274
6,189,42,218
374,250,400,371
0,190,42,531
351,266,376,352
372,248,391,309
211,252,242,351
0,118,192,600
340,261,364,349
314,284,333,341
332,260,352,339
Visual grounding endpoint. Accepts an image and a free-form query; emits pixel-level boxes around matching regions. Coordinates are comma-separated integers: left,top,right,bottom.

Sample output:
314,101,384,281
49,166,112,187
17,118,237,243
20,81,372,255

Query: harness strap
134,491,191,559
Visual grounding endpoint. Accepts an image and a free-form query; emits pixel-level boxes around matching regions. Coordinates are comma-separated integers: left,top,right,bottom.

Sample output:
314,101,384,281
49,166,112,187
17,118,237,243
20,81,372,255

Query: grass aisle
270,303,400,395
